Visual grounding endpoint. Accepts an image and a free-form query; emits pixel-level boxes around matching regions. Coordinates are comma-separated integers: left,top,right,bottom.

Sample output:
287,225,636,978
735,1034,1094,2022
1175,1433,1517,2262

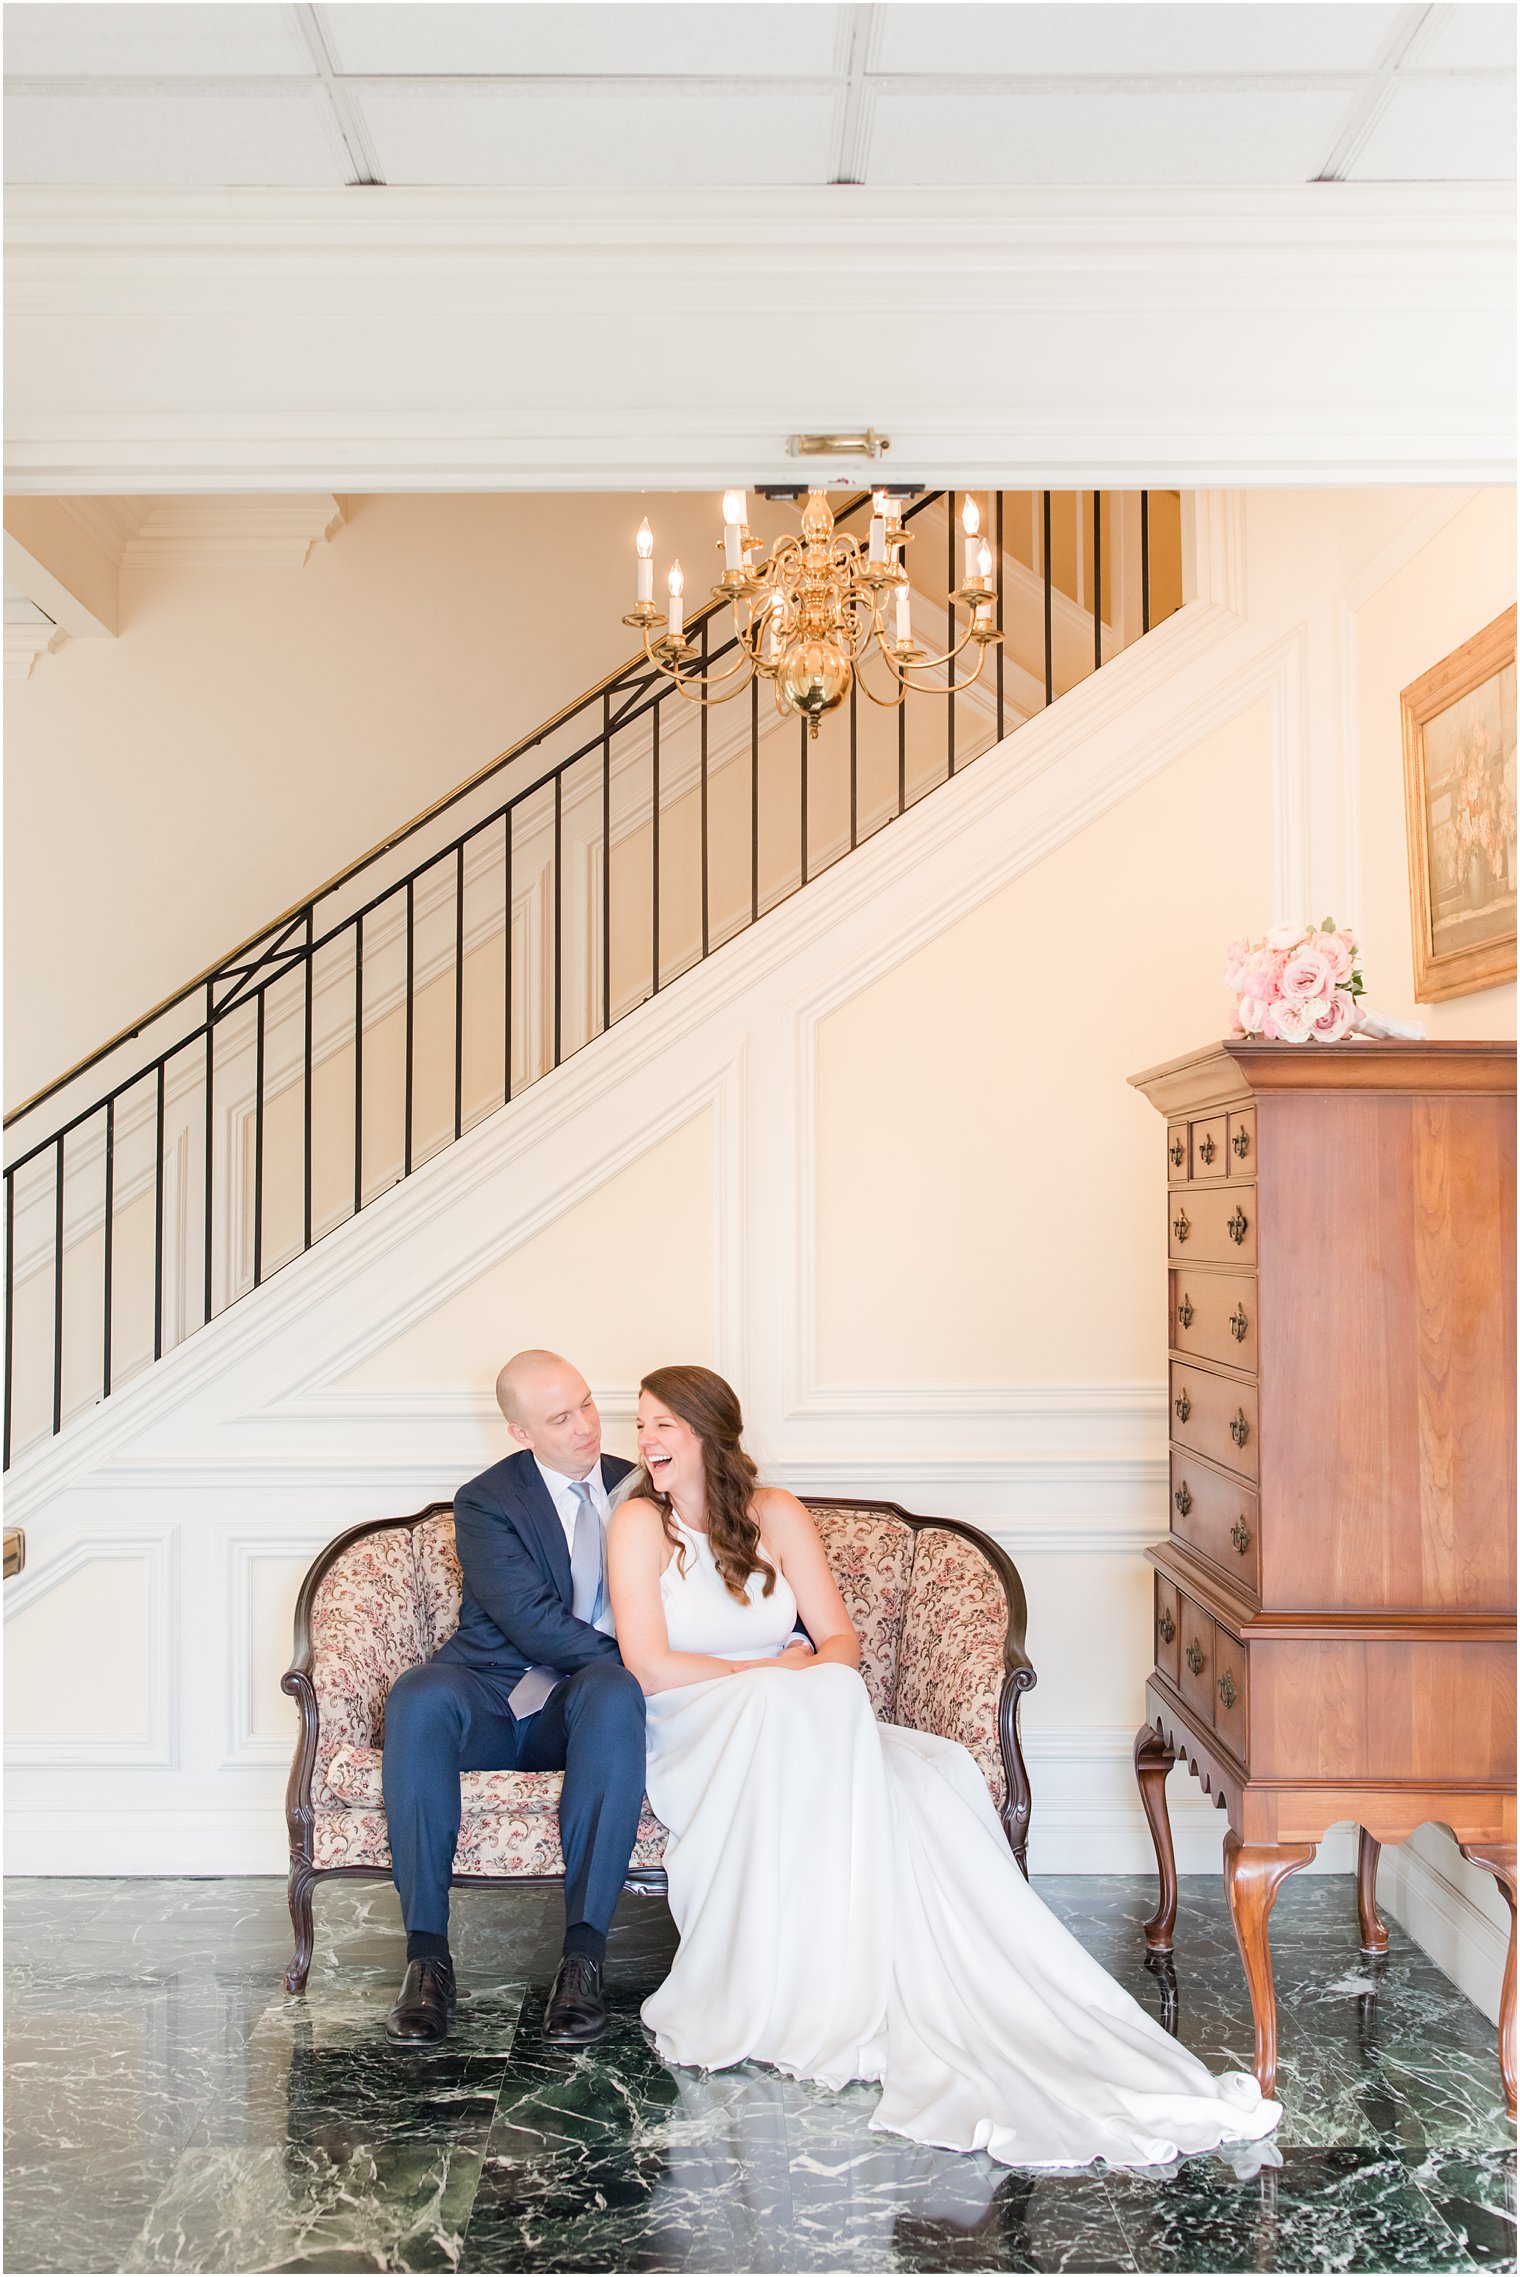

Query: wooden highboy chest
1128,1038,1516,2112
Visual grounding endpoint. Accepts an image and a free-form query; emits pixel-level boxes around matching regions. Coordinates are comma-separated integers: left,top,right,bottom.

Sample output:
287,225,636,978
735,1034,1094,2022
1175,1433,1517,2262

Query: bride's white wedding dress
639,1517,1282,2172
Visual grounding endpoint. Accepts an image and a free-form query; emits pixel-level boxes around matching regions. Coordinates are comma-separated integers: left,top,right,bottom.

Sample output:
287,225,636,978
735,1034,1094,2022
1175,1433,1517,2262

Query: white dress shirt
533,1455,615,1633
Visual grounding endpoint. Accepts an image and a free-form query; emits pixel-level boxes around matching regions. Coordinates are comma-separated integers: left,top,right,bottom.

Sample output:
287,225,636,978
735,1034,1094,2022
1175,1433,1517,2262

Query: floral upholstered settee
281,1497,1036,1991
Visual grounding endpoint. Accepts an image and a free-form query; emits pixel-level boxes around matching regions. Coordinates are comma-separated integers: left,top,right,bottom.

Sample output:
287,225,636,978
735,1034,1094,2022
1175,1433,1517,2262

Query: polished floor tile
4,1873,1512,2274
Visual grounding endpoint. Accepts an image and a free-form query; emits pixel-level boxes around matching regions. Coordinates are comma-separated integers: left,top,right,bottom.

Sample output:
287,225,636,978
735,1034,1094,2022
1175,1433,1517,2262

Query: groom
381,1350,647,2049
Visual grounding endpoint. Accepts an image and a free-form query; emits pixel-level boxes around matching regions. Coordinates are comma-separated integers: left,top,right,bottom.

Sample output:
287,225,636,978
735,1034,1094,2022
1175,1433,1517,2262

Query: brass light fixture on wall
622,487,1002,738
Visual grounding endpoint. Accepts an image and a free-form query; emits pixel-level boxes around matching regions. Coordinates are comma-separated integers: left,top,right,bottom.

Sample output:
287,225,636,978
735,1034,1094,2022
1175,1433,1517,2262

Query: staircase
3,487,1182,1468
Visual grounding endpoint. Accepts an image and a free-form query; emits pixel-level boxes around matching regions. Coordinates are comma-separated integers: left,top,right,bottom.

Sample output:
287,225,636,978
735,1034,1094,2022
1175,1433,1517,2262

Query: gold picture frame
1400,604,1516,1003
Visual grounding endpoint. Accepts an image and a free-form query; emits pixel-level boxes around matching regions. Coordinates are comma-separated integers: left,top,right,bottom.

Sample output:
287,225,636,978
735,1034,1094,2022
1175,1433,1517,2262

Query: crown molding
120,494,346,569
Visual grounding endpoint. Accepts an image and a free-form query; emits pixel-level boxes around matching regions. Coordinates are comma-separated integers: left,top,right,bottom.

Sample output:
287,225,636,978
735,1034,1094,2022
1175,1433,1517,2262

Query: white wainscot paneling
3,1522,178,1766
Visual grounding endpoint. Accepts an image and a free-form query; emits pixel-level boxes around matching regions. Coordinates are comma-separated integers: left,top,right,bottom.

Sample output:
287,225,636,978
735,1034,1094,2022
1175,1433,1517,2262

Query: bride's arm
608,1500,790,1695
759,1492,861,1671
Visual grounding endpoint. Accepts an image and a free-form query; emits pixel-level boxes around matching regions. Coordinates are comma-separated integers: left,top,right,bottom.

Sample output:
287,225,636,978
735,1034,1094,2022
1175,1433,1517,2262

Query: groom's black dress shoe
385,1956,456,2045
542,1953,608,2047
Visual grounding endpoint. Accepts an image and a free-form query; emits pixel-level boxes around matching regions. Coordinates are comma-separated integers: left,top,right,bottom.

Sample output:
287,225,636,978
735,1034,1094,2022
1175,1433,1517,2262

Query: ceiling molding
119,494,346,568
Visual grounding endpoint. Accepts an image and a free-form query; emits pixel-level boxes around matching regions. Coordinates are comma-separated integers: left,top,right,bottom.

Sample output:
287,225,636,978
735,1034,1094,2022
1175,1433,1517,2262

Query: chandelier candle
962,495,982,583
635,519,654,607
666,561,684,642
868,492,888,564
722,492,747,575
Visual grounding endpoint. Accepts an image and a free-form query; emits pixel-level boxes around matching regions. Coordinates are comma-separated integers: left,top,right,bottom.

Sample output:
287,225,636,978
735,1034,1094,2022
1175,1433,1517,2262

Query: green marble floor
3,1874,1513,2273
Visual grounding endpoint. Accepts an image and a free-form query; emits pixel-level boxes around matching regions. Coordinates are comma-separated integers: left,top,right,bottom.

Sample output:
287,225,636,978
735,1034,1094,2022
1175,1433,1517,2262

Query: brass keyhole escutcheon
1226,1207,1248,1245
1198,1133,1216,1165
1174,1482,1193,1517
1231,1517,1252,1555
1185,1640,1204,1676
1174,1390,1191,1423
1177,1294,1194,1329
1173,1208,1191,1244
1217,1670,1238,1711
1158,1611,1175,1644
1232,1127,1250,1159
1169,1138,1185,1167
1230,1409,1250,1448
1229,1305,1248,1343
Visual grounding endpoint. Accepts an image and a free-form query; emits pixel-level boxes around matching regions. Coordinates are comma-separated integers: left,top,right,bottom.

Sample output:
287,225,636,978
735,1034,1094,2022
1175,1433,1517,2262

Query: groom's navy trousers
382,1449,646,1939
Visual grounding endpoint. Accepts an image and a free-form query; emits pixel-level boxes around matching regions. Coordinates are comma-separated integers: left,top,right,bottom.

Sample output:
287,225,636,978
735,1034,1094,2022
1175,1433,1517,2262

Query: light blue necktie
509,1480,604,1720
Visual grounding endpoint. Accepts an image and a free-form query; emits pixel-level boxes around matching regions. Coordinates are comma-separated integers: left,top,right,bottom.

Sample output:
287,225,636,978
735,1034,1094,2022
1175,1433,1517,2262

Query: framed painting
1401,604,1516,1003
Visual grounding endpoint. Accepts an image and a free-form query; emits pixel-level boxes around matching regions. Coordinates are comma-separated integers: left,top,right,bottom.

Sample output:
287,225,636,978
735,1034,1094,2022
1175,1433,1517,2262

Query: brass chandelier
621,489,1001,739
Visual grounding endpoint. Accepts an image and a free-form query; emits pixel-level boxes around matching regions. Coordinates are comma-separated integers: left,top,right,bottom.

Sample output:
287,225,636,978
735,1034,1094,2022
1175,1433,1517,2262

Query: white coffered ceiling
4,1,1515,188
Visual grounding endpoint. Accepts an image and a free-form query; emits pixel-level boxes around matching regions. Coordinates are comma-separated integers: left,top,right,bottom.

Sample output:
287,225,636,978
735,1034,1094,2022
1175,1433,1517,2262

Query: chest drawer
1170,1269,1257,1371
1154,1574,1180,1684
1168,1453,1261,1594
1211,1618,1249,1758
1168,1183,1258,1266
1170,1362,1259,1483
1226,1108,1256,1175
1190,1114,1229,1179
1178,1598,1215,1722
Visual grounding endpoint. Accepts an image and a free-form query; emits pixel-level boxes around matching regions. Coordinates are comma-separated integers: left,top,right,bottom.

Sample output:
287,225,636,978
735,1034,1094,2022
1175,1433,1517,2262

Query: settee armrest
892,1521,1037,1871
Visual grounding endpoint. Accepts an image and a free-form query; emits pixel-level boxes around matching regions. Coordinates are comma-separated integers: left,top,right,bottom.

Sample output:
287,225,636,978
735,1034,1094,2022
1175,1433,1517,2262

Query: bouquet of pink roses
1223,919,1364,1043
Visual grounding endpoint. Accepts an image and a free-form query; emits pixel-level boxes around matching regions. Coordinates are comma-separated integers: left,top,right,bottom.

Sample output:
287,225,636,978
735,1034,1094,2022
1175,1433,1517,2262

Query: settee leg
284,1860,317,1994
1001,1669,1037,1879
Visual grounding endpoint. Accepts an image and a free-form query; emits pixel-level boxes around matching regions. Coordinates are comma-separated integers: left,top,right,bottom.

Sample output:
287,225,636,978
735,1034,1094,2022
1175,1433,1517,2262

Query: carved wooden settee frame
281,1495,1037,1992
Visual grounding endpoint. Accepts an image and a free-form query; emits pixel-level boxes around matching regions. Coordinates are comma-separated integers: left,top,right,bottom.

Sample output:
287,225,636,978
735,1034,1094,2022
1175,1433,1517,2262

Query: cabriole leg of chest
1223,1830,1318,2101
1133,1721,1179,1953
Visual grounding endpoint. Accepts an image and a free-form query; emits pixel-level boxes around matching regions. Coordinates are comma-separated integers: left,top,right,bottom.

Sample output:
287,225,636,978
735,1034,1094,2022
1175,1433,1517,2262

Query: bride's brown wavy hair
635,1365,776,1605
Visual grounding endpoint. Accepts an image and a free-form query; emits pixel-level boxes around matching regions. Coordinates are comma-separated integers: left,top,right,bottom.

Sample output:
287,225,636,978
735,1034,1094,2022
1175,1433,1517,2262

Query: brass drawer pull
1186,1640,1205,1676
1226,1206,1249,1245
1232,1128,1251,1160
1174,1482,1193,1517
1230,1409,1251,1449
1218,1670,1238,1711
1177,1294,1194,1329
1169,1137,1185,1168
1231,1517,1253,1555
1229,1305,1249,1343
1157,1610,1175,1644
1174,1389,1192,1423
1173,1208,1191,1244
1198,1133,1216,1165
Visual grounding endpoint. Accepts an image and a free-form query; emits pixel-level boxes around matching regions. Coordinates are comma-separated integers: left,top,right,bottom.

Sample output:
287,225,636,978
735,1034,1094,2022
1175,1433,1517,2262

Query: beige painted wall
3,490,724,1107
1354,487,1515,1036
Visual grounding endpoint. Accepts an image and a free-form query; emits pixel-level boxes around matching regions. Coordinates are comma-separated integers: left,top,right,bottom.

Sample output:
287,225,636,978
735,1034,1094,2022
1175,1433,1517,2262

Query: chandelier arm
854,661,909,711
639,630,758,701
894,638,993,699
889,617,990,675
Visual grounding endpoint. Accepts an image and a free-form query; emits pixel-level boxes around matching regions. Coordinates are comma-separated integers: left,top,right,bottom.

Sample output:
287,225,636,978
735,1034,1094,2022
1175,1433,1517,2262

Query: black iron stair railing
3,488,1180,1467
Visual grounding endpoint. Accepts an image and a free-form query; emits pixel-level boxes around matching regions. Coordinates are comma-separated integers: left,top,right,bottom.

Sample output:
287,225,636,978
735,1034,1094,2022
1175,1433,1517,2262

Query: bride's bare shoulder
609,1495,665,1545
752,1486,817,1536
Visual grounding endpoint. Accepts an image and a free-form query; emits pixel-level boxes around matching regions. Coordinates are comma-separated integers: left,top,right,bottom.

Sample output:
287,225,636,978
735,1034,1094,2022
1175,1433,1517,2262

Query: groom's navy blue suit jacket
434,1448,637,1683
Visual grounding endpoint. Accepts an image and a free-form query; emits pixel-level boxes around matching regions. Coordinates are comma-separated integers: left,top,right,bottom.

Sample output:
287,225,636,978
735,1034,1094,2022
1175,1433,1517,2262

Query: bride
607,1364,1282,2173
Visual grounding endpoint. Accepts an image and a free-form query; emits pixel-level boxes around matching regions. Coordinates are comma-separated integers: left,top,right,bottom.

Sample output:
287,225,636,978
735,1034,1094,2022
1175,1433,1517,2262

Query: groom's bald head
496,1350,601,1477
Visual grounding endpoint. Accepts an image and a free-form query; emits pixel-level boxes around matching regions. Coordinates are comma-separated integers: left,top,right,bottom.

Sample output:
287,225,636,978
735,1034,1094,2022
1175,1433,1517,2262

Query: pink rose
1266,920,1309,953
1279,947,1335,1004
1310,988,1355,1042
1272,997,1317,1044
1235,994,1270,1034
1316,930,1353,984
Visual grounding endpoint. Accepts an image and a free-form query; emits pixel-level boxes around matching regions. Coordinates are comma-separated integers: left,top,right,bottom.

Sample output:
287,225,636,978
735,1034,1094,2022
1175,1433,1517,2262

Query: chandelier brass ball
777,637,852,726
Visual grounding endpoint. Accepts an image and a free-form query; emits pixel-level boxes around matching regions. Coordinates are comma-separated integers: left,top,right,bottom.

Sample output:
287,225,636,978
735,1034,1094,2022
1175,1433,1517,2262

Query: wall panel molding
2,1522,179,1767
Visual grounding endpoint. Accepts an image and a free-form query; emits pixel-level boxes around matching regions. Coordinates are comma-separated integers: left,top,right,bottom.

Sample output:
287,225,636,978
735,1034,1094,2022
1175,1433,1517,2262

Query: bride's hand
774,1639,817,1669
